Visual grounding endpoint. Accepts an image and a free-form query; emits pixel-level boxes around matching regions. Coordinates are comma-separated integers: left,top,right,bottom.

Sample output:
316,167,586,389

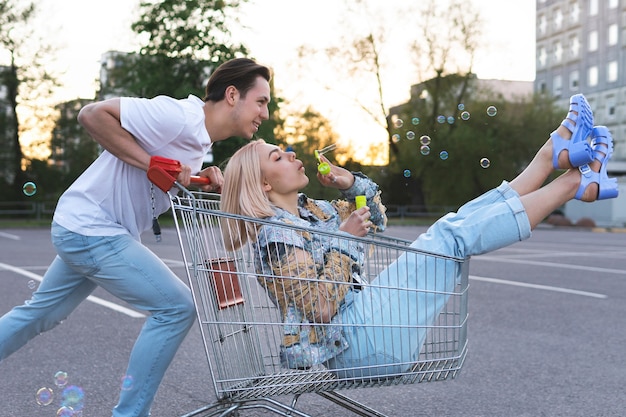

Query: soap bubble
54,371,69,388
23,181,37,196
439,150,449,160
406,131,415,140
480,158,491,168
403,169,411,178
486,105,498,117
436,115,446,124
56,406,74,417
36,387,54,406
461,111,471,120
419,135,431,146
121,375,134,391
411,117,420,125
61,385,85,411
420,145,430,155
394,118,404,128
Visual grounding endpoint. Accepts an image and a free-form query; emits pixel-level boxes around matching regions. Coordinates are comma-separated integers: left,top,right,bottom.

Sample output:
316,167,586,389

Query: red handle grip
190,176,210,185
149,155,212,191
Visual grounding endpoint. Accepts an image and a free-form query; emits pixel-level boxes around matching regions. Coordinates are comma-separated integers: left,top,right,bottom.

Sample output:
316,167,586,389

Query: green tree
0,0,57,200
390,92,560,210
49,99,100,187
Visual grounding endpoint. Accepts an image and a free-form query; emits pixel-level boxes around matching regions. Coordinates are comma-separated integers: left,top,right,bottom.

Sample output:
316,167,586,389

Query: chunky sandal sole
551,94,594,169
575,126,619,200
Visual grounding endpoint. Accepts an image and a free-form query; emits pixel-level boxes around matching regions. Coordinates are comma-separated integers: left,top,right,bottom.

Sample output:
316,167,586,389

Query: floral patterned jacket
253,173,387,369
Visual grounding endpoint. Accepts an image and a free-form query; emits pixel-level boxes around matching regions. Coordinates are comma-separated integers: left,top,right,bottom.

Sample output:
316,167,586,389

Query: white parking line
0,231,20,240
470,275,607,299
475,255,626,275
0,263,146,318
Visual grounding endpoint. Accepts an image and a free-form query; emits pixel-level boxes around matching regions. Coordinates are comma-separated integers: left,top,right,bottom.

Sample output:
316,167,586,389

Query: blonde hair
221,139,276,250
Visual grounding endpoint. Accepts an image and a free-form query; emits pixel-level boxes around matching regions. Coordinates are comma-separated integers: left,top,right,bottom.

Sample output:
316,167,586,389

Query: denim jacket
253,173,387,369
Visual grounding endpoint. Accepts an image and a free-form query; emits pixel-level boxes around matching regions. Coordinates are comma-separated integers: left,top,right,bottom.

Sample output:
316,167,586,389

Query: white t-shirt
53,94,212,240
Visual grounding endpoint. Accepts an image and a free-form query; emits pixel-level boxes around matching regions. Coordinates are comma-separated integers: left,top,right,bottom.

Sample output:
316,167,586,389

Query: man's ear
225,85,238,105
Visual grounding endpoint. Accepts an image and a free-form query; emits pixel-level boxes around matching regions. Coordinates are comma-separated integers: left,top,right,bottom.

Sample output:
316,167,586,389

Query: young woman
220,94,618,378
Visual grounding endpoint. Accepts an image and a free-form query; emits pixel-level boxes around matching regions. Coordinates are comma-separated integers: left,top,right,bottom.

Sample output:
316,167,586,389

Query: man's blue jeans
0,222,196,417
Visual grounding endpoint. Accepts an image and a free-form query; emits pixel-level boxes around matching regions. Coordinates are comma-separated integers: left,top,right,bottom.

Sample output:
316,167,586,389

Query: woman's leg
510,107,586,198
333,114,613,378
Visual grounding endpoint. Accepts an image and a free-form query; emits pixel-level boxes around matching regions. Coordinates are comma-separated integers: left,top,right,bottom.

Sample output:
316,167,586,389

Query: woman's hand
339,206,372,237
316,155,354,190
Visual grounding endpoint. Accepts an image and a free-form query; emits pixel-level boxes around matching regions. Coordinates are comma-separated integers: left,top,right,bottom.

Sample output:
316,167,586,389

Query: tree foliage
104,0,280,169
389,90,561,210
106,0,249,100
0,0,58,200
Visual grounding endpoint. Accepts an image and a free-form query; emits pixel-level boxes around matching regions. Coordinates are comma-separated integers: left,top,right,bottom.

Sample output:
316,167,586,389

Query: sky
22,0,536,163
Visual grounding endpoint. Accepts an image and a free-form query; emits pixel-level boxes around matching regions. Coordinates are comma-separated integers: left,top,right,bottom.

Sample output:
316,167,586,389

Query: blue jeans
328,181,531,378
0,223,196,417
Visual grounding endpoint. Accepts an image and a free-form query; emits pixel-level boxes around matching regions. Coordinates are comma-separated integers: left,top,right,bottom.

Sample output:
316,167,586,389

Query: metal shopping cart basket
169,189,470,417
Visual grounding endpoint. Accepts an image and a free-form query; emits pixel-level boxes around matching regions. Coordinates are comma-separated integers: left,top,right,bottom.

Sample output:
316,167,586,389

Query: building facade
536,0,626,169
536,0,626,226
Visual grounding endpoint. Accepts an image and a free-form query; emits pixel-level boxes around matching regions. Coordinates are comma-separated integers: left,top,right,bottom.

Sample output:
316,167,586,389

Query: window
609,0,618,9
554,8,563,31
554,41,563,63
590,0,598,16
588,66,598,87
570,70,579,90
569,1,579,24
608,60,618,82
606,95,616,119
609,24,618,46
539,81,547,94
538,14,547,36
589,30,598,52
538,46,547,68
569,35,580,58
553,75,563,96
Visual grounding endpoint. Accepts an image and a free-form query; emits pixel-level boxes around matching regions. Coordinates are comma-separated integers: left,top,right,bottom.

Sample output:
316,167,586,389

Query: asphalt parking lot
1,225,625,417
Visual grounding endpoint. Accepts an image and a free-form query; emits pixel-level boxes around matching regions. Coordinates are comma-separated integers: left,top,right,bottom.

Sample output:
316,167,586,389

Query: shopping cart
169,188,470,417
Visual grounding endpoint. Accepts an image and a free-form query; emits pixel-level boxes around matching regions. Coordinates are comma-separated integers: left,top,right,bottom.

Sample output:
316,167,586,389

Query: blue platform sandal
550,94,594,169
575,126,619,201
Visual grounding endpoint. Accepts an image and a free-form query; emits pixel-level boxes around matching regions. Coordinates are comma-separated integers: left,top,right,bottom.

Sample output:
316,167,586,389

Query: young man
0,58,271,417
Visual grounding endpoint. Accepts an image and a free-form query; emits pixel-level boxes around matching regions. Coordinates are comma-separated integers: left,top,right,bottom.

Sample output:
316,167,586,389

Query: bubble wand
314,143,337,175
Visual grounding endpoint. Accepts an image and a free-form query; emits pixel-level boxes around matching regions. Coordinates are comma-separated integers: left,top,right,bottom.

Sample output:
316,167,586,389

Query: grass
0,218,53,228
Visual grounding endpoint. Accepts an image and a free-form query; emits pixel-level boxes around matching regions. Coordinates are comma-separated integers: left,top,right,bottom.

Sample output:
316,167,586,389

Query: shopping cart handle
148,165,210,193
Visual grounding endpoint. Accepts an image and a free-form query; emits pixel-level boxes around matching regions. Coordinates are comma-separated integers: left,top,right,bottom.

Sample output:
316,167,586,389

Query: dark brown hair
203,58,271,102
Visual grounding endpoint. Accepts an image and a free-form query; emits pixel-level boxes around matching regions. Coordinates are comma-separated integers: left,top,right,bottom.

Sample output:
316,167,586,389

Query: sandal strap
590,126,614,164
575,127,619,201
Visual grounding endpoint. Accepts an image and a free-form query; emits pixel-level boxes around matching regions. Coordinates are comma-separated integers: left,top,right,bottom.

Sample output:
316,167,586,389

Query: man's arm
77,98,152,171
